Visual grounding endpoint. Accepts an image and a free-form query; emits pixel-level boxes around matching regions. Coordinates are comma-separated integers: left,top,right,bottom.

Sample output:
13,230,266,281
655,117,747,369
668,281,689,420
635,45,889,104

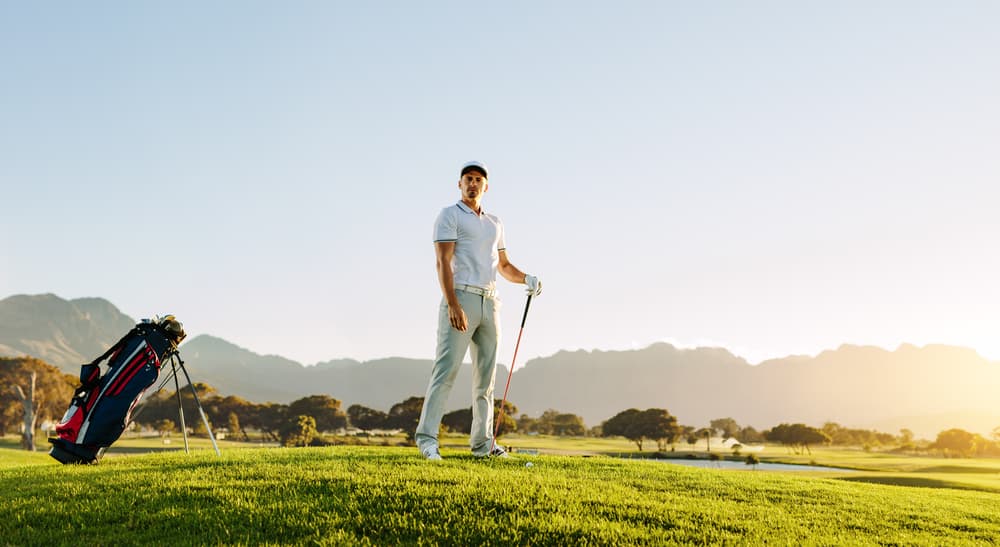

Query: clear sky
2,2,998,367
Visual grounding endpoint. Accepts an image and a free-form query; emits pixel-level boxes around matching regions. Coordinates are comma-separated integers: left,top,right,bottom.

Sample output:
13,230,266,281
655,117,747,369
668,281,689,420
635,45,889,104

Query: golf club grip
520,295,532,329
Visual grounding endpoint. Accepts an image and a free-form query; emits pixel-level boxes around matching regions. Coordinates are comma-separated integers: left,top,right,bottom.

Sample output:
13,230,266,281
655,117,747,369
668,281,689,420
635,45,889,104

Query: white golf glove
524,274,542,297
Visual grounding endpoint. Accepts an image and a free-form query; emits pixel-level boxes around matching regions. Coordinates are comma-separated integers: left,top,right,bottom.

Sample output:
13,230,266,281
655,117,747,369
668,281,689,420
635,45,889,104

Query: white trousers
416,290,501,456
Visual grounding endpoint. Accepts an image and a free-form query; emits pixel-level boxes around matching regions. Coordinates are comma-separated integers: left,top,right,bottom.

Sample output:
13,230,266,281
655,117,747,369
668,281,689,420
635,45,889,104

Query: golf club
490,293,533,455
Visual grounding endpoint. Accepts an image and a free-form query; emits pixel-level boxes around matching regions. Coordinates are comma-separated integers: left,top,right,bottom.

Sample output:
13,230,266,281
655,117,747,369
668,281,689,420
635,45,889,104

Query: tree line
4,355,1000,457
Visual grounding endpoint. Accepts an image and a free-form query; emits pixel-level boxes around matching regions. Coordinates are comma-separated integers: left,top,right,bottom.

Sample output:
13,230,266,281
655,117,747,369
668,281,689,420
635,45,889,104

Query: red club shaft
491,294,533,454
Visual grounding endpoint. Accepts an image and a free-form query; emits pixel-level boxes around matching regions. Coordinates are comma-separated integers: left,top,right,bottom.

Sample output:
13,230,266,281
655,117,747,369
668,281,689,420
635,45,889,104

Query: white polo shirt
433,201,506,289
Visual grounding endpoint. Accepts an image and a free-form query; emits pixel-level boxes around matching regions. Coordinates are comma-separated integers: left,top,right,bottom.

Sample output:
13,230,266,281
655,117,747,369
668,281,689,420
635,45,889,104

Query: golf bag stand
166,352,221,457
48,315,219,464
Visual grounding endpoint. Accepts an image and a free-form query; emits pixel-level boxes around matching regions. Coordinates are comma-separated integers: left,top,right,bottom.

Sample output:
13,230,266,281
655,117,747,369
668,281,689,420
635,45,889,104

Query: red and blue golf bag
49,316,186,464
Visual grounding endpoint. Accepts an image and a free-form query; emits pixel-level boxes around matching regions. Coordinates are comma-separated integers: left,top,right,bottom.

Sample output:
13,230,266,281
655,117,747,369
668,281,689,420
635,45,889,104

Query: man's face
458,171,488,200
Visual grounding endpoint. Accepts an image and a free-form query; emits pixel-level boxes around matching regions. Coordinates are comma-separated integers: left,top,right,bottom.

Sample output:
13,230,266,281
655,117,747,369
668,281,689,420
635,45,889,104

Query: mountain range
2,293,999,439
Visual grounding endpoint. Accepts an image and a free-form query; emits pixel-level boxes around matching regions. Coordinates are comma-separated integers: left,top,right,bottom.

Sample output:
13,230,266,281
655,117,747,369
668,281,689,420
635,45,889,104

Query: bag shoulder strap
87,326,141,367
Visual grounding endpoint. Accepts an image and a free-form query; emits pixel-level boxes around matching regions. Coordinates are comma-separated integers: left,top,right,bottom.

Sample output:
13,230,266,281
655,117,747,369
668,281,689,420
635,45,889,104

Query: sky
2,2,998,368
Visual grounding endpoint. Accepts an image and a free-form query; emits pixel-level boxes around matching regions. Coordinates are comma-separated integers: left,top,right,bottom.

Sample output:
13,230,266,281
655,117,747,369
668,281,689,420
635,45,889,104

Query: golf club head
157,315,187,345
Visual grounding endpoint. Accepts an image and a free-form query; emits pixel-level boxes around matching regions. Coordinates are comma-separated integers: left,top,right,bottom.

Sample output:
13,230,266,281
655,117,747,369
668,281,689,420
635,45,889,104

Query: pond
656,459,854,472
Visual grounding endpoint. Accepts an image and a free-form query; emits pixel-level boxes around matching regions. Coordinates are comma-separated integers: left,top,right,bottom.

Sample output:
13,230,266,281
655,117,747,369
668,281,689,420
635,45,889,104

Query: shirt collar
456,201,484,215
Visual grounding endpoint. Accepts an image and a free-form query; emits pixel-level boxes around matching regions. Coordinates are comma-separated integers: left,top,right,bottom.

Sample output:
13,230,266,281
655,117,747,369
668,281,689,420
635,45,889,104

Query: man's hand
524,274,542,297
448,302,469,332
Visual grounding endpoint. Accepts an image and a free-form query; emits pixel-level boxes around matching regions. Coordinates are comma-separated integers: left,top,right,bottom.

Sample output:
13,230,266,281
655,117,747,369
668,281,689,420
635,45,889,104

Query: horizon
3,3,998,367
3,290,1000,439
6,289,999,369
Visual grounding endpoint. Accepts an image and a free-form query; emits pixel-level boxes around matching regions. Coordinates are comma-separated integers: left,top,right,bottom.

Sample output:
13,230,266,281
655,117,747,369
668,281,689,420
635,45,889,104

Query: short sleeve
433,207,458,242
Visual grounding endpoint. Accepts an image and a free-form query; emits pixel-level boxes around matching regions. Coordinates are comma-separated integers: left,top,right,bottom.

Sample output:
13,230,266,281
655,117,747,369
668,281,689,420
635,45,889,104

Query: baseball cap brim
460,161,488,178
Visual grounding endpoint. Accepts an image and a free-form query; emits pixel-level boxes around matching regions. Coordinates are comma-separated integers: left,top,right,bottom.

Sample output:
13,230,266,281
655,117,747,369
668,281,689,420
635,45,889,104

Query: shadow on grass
914,465,1000,474
103,446,192,456
0,438,26,450
836,475,999,493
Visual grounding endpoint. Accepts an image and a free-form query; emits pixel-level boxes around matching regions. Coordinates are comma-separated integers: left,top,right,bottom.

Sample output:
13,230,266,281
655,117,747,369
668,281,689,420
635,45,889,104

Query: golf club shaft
491,294,532,453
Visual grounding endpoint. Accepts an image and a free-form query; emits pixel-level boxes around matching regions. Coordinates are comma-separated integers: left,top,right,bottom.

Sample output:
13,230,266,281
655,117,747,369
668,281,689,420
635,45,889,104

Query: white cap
460,160,489,179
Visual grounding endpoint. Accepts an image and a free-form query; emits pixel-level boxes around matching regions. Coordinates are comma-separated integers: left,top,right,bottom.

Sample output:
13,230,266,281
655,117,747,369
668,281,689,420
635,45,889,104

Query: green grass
731,446,1000,493
0,434,262,469
0,436,54,468
481,435,1000,494
2,446,1000,545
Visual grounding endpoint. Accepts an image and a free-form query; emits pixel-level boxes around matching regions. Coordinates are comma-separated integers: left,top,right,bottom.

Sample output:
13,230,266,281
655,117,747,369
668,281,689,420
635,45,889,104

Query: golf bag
49,316,186,464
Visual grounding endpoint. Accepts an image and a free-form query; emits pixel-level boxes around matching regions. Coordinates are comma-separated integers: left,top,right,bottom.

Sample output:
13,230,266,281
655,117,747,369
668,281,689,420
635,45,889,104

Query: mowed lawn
3,444,1000,545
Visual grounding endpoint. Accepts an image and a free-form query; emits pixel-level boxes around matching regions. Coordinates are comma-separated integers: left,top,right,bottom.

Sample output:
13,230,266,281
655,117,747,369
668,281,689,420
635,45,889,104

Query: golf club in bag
491,294,533,455
48,315,220,464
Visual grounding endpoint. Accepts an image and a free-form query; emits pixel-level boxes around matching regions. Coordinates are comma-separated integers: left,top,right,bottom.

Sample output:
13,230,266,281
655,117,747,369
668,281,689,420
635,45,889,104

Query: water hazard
657,459,854,472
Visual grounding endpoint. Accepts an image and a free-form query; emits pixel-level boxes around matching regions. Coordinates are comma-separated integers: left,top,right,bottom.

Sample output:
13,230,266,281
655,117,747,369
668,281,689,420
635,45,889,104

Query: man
415,160,542,460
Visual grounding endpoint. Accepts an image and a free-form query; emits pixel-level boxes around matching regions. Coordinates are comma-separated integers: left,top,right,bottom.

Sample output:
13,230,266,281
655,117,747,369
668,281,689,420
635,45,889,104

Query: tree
1,357,75,450
516,413,538,433
638,409,680,452
161,382,219,437
680,426,696,447
549,413,587,437
254,402,289,442
899,428,915,446
765,423,830,455
10,371,38,450
203,395,255,440
347,404,389,431
710,418,740,441
387,397,424,442
819,421,894,447
0,394,15,437
493,399,518,437
281,415,318,447
131,390,177,429
442,408,472,433
529,409,587,436
794,424,830,454
288,395,347,433
155,419,176,437
601,408,645,450
694,428,713,452
737,426,765,443
227,412,242,439
933,428,977,457
601,408,678,451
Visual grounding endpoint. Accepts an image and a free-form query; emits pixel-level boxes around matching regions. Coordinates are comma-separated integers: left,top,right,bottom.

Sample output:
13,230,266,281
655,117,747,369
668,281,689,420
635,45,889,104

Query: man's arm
436,241,468,332
499,250,542,295
497,250,527,284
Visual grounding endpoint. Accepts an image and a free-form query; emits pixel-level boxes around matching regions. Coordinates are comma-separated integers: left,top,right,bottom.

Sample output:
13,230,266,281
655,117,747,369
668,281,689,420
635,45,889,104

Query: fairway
2,446,1000,545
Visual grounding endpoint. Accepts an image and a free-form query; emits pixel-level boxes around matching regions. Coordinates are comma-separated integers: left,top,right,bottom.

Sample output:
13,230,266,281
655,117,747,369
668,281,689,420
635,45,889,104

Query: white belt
455,284,496,299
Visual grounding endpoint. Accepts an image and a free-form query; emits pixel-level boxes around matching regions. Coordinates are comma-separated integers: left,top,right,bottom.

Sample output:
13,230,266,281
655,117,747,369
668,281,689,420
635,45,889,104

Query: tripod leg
176,357,221,457
171,356,190,454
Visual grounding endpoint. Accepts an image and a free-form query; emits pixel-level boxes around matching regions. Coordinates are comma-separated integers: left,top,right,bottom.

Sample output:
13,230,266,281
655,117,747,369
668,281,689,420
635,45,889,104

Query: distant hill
177,335,500,412
2,293,999,438
508,343,1000,438
0,293,136,367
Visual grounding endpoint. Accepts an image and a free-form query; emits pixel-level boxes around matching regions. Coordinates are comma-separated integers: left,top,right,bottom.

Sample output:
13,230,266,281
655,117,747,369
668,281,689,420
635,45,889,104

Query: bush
280,415,318,447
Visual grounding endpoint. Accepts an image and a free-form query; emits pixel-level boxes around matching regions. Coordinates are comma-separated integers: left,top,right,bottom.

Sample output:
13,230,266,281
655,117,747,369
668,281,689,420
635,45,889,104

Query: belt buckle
458,284,494,298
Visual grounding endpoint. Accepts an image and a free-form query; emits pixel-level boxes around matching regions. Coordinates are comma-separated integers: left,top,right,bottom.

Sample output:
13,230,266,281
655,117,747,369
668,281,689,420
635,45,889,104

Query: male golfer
416,161,542,460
